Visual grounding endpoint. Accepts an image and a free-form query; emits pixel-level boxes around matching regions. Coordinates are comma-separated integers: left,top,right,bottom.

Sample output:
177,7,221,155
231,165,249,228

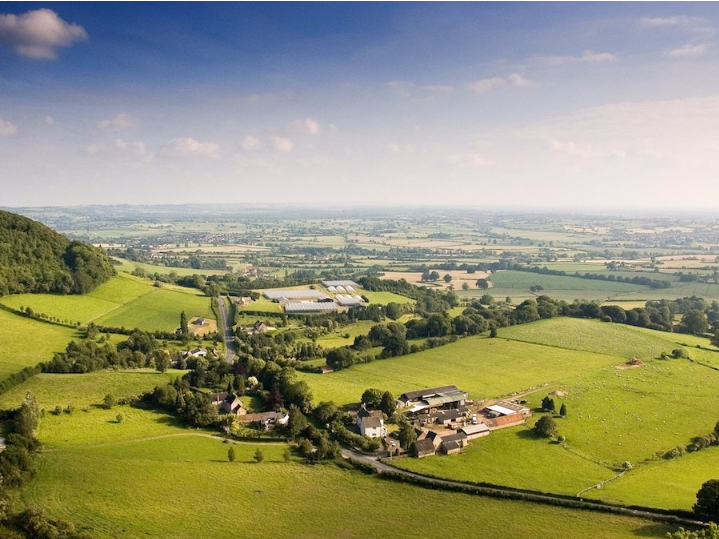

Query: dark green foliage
287,404,309,439
380,391,396,417
667,523,719,538
559,403,567,417
694,480,719,522
254,448,264,463
227,446,236,462
325,347,355,371
16,392,40,439
361,388,383,408
0,210,114,296
9,507,93,539
398,421,417,449
534,415,558,438
541,396,556,412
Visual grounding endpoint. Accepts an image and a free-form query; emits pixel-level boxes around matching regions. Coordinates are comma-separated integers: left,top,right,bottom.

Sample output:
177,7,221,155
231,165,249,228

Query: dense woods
0,210,115,296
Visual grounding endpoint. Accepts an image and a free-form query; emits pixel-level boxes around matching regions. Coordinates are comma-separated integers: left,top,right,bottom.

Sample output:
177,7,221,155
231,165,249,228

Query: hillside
0,210,115,296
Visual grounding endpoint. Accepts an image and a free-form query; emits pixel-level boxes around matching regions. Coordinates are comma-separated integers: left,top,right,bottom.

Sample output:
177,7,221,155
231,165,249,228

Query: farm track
341,448,706,528
41,432,287,451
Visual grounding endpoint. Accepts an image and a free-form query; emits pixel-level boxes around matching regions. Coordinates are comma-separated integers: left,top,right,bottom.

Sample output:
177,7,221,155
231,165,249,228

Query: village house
237,411,289,431
356,405,387,439
194,317,207,326
183,347,207,359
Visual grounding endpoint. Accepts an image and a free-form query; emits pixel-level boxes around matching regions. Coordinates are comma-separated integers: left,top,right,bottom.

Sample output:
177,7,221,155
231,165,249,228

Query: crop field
237,297,282,313
485,271,647,300
22,408,670,539
0,309,79,380
360,290,415,305
0,370,183,410
298,334,623,407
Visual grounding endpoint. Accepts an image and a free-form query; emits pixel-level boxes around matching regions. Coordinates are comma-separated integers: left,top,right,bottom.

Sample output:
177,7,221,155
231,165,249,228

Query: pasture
0,309,79,380
0,274,214,333
22,408,669,539
0,370,183,410
112,257,229,277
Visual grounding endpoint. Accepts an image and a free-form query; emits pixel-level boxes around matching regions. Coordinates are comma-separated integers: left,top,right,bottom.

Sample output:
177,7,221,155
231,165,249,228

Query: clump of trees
534,415,558,439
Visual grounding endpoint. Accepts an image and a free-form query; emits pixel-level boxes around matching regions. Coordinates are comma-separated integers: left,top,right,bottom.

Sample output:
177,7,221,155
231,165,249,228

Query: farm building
411,439,436,458
336,294,364,307
284,302,339,314
194,317,207,326
321,280,359,288
263,289,330,302
460,423,490,440
237,411,289,431
183,347,207,359
397,385,468,412
230,296,253,306
440,440,463,455
484,400,531,417
415,407,471,427
484,414,526,430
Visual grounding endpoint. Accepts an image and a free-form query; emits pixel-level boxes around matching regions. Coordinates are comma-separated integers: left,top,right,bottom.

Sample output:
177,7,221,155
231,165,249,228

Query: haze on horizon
1,2,718,209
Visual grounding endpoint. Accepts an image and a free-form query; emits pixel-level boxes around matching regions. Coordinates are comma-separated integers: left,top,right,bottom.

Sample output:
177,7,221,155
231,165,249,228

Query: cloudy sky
1,2,719,209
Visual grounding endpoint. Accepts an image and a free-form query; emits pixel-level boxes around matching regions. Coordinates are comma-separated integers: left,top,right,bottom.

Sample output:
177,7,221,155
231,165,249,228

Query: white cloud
240,135,262,152
160,137,219,158
446,153,492,167
640,16,701,27
270,136,293,152
0,8,87,60
468,73,533,92
292,118,322,135
115,139,153,162
541,50,617,66
384,81,454,100
387,143,401,153
665,43,708,58
549,138,626,159
97,113,139,132
0,118,18,136
43,115,54,126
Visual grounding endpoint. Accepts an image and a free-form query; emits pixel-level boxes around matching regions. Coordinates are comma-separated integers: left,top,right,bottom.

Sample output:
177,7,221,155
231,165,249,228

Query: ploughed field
300,317,719,510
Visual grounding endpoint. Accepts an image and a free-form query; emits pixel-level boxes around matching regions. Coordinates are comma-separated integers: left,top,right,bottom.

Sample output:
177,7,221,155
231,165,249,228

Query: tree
288,404,309,439
559,403,567,417
534,415,557,438
154,350,170,373
379,391,396,417
695,480,719,522
461,283,470,291
385,302,403,321
681,309,709,336
283,448,292,462
180,311,189,337
398,421,417,449
17,391,40,438
361,388,384,407
326,347,355,371
443,274,452,283
103,394,116,409
667,523,719,539
476,278,489,290
429,271,440,281
116,413,125,423
228,446,236,462
254,448,264,463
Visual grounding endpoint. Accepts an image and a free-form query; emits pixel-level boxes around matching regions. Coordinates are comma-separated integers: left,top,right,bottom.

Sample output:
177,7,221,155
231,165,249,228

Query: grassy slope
298,334,621,406
0,309,79,380
0,370,183,410
22,408,670,539
0,273,213,333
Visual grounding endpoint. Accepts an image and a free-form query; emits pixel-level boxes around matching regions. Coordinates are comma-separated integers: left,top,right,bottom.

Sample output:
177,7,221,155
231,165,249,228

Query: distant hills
0,210,115,296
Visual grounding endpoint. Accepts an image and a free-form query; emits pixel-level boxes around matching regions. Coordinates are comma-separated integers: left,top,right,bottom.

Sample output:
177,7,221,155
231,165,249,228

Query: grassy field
112,257,229,277
584,446,719,510
361,289,415,305
298,334,622,407
312,320,377,349
0,309,79,380
394,423,615,495
22,408,672,539
0,370,183,410
237,297,283,313
0,274,213,333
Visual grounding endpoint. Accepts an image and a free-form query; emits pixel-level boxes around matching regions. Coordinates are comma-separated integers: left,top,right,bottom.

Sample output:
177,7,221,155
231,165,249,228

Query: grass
298,334,622,407
0,273,214,333
0,309,79,380
237,297,282,313
112,257,228,277
584,446,719,510
361,290,415,305
21,408,671,539
0,370,184,411
394,424,615,495
309,320,377,349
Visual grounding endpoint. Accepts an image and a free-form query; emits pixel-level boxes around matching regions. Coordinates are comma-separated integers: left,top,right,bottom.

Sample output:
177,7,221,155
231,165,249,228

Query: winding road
340,448,706,528
217,295,237,363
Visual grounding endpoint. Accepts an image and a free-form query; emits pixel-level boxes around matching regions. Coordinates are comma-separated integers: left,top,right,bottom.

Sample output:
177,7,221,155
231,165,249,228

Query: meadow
0,309,79,380
112,257,229,277
0,370,183,410
22,407,671,539
0,274,213,333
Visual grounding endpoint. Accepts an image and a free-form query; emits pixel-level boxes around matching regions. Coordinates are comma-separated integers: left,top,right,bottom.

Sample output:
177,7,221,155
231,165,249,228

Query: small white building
357,404,387,439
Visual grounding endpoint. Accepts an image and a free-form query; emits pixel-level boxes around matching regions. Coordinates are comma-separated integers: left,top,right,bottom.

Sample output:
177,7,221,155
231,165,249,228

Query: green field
0,309,79,380
0,370,183,410
113,257,228,277
22,407,671,539
237,297,282,313
361,290,415,305
0,274,213,333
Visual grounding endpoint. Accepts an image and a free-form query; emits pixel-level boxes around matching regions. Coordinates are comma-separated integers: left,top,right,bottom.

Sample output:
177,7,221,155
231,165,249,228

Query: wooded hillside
0,210,115,296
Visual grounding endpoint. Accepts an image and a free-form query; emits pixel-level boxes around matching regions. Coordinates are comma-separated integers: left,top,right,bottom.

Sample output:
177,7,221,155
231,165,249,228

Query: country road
340,448,706,528
217,295,237,363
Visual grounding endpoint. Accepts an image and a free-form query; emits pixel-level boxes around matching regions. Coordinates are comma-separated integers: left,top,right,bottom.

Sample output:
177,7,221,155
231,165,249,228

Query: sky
1,2,719,209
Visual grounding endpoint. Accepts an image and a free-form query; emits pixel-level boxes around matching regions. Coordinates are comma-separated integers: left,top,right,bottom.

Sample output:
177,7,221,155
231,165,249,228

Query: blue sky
1,2,719,208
